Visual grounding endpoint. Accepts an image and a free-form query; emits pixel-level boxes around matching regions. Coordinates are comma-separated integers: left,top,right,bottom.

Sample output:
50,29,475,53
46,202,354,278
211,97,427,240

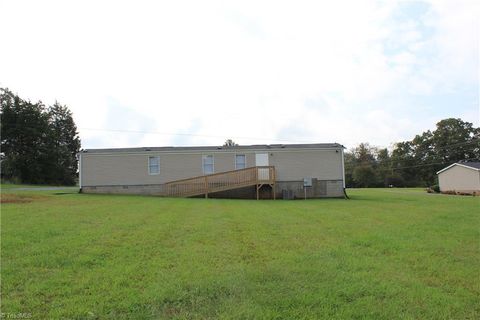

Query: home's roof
80,143,345,154
436,161,480,174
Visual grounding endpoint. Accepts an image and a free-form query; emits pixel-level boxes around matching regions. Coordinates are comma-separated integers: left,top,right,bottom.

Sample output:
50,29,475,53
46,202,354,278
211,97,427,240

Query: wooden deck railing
163,166,276,198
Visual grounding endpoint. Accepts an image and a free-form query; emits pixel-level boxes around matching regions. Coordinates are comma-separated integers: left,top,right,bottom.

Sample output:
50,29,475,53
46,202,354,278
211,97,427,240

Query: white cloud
0,0,477,150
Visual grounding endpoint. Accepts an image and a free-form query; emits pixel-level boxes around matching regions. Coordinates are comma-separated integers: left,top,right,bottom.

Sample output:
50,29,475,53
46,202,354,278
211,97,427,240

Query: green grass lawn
1,188,479,319
0,182,77,190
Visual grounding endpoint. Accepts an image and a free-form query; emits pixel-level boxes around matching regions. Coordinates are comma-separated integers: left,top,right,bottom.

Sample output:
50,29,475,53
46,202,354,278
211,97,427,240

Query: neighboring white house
436,162,480,194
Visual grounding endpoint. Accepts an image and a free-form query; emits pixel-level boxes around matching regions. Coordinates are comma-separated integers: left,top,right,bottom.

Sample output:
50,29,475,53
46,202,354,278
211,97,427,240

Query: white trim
148,156,160,175
78,153,82,188
79,147,344,157
436,163,480,174
341,148,345,188
202,154,214,174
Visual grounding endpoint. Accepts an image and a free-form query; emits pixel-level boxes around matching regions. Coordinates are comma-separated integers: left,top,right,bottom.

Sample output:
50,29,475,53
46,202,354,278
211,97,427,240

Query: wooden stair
163,166,276,199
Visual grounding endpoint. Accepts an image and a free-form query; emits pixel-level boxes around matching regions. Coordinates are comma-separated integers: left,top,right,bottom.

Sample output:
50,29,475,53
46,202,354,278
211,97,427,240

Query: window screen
203,155,214,174
235,154,246,169
148,156,160,175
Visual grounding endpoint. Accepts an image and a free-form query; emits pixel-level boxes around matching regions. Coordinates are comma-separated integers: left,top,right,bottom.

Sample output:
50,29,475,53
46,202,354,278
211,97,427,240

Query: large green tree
390,141,419,186
352,164,377,187
45,102,81,185
1,88,81,185
392,118,479,186
1,89,50,183
376,147,399,187
346,118,479,188
345,143,383,187
432,118,479,163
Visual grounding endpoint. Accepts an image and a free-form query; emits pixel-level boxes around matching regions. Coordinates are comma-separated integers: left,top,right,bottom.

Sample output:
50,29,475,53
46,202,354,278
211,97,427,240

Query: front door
255,153,269,180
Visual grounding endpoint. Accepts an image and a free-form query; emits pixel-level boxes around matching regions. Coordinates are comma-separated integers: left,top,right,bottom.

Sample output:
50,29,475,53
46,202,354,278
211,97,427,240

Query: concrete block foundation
81,179,344,199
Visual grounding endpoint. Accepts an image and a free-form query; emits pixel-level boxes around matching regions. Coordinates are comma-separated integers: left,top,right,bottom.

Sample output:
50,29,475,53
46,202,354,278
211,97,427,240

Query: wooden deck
163,166,276,199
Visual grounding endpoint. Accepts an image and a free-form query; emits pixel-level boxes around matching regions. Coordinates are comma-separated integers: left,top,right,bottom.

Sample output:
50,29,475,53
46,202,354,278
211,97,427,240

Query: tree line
1,88,478,188
345,118,480,188
1,88,81,185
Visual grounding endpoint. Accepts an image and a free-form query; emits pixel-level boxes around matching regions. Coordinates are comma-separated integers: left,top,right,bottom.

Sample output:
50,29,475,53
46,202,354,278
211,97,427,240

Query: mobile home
79,143,346,199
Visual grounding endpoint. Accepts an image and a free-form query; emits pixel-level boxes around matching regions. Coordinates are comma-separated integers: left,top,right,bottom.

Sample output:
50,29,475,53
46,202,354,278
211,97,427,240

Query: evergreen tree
1,88,50,183
345,143,382,187
46,102,81,185
1,88,81,185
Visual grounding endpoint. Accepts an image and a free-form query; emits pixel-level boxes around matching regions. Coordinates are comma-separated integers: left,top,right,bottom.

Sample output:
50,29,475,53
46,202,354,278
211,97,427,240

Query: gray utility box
303,177,313,187
282,189,295,200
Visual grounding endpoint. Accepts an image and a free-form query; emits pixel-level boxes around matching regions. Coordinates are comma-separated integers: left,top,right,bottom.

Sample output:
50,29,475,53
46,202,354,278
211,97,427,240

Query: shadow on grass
344,195,371,201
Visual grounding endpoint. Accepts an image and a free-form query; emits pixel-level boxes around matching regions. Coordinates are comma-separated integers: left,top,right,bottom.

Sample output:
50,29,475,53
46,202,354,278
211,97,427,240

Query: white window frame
235,154,246,169
202,154,214,174
148,156,160,175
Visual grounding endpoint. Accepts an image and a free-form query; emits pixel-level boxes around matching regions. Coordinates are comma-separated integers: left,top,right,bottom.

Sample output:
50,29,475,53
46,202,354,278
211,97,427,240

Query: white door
255,153,269,180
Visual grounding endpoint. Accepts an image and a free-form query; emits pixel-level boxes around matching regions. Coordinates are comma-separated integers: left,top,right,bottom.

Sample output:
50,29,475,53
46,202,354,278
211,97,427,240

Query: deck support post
204,176,208,199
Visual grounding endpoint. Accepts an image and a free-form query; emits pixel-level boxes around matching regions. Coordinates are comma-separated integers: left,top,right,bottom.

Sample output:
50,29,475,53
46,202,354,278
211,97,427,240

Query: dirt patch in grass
1,194,47,204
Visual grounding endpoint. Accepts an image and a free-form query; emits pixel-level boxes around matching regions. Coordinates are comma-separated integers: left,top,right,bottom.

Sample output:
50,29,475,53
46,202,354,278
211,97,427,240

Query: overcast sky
0,0,478,150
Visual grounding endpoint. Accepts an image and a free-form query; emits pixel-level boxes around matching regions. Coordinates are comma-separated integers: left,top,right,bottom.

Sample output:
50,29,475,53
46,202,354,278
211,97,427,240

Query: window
203,155,214,174
235,154,246,169
148,156,160,175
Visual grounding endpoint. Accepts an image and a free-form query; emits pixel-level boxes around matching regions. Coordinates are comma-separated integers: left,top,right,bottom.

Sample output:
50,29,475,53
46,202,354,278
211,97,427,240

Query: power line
2,121,479,148
0,122,329,144
345,158,480,173
347,138,479,153
79,127,317,144
344,147,480,169
2,121,479,142
344,140,479,167
344,150,479,170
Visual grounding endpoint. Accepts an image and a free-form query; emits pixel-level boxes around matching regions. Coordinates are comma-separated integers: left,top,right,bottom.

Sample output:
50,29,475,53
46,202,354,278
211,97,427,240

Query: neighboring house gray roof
436,161,480,174
80,143,345,154
458,162,480,169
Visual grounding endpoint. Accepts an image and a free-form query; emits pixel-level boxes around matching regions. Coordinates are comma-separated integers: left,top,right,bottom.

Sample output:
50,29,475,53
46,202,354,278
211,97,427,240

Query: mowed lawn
1,187,479,319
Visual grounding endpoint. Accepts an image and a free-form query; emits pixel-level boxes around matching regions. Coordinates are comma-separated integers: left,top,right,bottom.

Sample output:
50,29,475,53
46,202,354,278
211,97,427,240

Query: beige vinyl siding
82,152,246,186
82,153,203,186
245,153,256,168
269,149,342,181
438,165,480,192
212,153,231,173
81,148,343,186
